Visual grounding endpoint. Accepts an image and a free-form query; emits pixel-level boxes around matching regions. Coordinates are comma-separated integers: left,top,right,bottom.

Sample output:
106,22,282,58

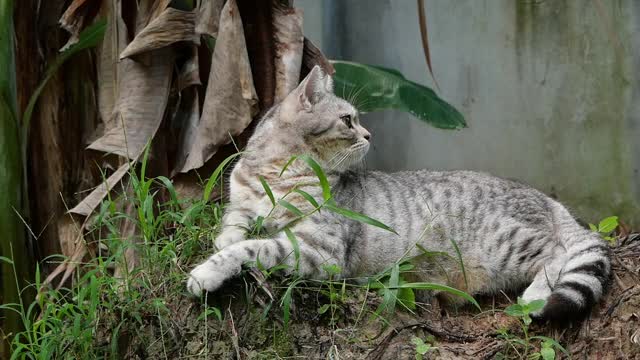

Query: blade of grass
385,263,400,313
397,282,480,309
203,152,243,202
280,278,303,329
278,200,304,217
448,238,468,290
325,203,397,234
298,155,331,201
293,189,320,208
155,176,179,207
259,176,276,206
530,336,570,356
278,155,298,177
283,228,300,272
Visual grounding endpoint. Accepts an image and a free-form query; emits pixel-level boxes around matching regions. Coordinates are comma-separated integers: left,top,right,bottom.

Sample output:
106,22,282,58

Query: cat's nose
361,129,371,141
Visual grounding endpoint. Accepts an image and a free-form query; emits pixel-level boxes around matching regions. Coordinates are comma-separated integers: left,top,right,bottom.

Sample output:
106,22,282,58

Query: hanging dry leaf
173,89,201,175
137,0,172,32
57,213,85,258
59,0,101,51
196,0,224,37
177,45,201,91
89,47,173,158
42,241,89,290
92,1,174,159
301,37,334,78
97,0,128,129
416,0,439,91
120,8,198,60
42,215,92,290
69,161,132,216
99,0,171,129
177,0,258,173
172,47,201,174
80,0,175,213
272,4,304,102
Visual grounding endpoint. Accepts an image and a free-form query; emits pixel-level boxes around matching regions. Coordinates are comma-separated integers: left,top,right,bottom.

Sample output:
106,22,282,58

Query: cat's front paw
186,261,228,297
215,229,245,249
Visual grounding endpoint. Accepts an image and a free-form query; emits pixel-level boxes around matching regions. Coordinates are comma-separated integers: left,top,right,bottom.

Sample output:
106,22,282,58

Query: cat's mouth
352,140,370,159
327,141,369,171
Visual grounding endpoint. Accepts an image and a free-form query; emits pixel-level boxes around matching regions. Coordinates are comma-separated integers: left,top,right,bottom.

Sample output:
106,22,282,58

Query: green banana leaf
331,60,466,130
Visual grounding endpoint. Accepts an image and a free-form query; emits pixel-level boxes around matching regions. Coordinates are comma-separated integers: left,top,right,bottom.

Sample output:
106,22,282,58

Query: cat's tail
539,202,612,322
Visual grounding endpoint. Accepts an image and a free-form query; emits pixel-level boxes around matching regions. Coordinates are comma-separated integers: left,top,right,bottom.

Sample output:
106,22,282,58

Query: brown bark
237,0,276,112
15,0,100,271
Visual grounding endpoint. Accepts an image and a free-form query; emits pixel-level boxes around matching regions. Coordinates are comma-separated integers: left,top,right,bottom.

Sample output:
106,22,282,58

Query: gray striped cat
187,66,610,322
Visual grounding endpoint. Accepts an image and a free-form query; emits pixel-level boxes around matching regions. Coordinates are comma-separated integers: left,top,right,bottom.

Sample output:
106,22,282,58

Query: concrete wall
297,0,640,225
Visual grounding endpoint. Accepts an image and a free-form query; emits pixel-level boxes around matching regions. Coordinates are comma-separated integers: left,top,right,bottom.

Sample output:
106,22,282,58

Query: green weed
588,215,619,244
496,298,568,360
1,153,480,358
411,336,437,359
1,151,225,358
254,155,477,328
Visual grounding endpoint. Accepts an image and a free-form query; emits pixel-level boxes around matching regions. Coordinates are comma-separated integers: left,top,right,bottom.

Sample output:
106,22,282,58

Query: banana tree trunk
0,0,33,356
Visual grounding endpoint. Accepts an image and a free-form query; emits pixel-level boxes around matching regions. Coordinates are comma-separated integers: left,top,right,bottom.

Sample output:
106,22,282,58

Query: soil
119,235,640,360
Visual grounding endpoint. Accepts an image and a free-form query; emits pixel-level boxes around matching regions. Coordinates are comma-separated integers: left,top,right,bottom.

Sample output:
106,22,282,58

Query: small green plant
368,260,419,315
254,155,401,327
316,264,346,326
411,336,437,359
588,215,619,243
497,298,568,360
367,255,479,318
1,153,482,358
0,149,226,358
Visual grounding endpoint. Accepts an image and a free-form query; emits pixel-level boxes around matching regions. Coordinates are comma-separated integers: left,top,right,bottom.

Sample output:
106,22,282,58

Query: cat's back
335,168,553,232
343,168,531,198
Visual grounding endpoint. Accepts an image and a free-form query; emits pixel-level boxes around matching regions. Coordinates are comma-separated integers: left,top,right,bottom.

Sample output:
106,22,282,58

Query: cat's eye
340,114,353,128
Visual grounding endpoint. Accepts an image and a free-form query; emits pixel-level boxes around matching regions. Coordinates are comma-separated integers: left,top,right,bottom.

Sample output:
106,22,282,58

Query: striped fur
187,66,611,323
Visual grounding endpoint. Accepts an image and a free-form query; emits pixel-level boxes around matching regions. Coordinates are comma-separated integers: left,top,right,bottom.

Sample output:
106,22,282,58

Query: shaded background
298,0,640,226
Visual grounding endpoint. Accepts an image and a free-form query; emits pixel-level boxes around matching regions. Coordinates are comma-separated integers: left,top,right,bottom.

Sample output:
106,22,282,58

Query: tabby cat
187,66,610,321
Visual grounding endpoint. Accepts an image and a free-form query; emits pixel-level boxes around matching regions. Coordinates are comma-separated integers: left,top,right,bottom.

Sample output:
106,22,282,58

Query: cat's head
248,66,371,173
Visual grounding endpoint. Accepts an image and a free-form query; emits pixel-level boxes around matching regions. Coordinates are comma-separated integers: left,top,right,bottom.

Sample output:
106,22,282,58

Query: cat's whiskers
326,149,348,166
329,150,351,171
349,85,368,112
329,142,369,171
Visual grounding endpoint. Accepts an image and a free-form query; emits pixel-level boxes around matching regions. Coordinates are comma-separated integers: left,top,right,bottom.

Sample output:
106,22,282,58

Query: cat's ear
323,74,334,93
294,65,327,110
281,66,327,120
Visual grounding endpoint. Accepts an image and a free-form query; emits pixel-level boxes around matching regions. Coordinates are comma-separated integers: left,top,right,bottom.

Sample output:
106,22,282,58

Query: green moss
513,0,639,226
270,328,294,357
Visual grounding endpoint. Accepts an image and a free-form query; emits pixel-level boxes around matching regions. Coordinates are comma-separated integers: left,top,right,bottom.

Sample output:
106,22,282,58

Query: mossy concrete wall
298,0,640,226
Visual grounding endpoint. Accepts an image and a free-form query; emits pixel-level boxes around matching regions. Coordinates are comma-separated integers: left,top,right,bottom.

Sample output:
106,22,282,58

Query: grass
1,159,223,359
496,298,569,360
0,152,576,359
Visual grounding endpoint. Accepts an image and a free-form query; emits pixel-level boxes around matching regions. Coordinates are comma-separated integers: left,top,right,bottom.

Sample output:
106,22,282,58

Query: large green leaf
331,61,466,129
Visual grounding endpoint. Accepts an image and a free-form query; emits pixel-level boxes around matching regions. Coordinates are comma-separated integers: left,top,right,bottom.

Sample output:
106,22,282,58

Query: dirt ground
122,234,640,360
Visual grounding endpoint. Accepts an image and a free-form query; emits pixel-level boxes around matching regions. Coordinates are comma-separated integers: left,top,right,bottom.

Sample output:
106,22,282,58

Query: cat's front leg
214,209,252,249
187,236,337,296
214,227,246,249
